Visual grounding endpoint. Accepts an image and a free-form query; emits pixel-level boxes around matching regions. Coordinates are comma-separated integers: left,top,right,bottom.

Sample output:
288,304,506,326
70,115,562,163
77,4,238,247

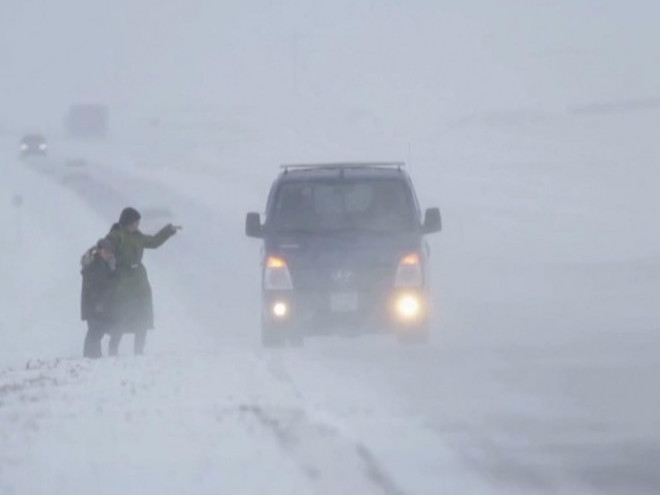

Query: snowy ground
0,108,659,494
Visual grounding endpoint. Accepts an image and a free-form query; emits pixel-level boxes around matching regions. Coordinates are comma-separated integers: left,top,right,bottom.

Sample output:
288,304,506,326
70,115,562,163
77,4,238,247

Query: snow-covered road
1,110,659,495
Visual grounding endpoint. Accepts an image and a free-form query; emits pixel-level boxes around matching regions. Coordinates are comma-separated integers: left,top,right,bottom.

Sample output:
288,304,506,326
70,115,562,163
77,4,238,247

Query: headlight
264,255,293,290
271,301,289,318
395,294,422,319
20,143,28,150
39,143,47,150
391,292,426,323
394,253,423,287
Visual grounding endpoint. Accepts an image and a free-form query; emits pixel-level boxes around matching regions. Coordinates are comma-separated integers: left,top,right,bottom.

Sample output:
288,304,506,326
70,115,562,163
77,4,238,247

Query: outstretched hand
166,224,183,234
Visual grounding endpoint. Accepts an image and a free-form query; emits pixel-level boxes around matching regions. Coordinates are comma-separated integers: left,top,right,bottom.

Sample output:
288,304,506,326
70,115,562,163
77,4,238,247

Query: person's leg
83,320,103,358
108,331,122,356
134,327,147,355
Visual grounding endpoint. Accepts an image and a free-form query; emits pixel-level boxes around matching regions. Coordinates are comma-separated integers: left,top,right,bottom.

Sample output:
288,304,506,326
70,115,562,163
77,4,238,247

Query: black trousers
108,327,147,356
83,318,109,358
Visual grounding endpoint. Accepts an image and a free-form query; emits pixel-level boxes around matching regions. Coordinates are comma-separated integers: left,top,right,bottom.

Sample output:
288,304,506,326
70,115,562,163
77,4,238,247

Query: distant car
20,134,48,156
245,162,442,346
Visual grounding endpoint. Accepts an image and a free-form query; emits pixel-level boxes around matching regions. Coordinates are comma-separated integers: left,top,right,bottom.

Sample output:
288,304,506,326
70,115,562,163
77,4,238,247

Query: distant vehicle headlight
20,143,28,150
39,143,47,150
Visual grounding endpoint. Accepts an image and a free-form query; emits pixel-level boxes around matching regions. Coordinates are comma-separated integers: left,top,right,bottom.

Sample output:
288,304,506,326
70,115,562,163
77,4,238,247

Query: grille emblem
331,269,354,285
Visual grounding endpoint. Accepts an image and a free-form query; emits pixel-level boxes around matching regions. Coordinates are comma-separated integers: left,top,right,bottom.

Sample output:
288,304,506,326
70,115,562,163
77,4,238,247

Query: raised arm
142,224,178,249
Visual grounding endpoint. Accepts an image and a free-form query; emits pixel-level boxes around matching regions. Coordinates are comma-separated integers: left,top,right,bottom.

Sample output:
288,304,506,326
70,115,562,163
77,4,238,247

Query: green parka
106,223,177,332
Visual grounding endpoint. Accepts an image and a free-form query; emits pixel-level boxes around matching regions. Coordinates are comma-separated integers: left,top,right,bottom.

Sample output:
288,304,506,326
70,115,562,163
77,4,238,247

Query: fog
1,1,659,494
4,1,660,132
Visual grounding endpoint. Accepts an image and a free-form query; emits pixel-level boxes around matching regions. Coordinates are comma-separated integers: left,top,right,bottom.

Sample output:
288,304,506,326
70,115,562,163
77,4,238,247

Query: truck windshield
270,179,418,233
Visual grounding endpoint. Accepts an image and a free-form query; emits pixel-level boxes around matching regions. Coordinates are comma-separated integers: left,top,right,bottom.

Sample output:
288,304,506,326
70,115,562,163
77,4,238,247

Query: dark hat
119,207,141,227
96,238,114,252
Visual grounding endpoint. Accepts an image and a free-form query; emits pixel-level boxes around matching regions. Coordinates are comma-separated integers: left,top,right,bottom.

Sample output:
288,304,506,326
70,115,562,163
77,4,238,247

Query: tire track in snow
250,350,408,495
243,403,407,495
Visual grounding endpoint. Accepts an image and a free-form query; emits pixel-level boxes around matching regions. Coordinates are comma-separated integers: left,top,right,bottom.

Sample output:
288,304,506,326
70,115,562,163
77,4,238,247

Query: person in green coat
105,207,181,355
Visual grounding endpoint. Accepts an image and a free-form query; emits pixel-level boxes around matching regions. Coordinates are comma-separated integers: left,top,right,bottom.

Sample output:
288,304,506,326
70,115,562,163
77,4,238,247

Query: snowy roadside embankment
0,350,501,495
0,148,115,368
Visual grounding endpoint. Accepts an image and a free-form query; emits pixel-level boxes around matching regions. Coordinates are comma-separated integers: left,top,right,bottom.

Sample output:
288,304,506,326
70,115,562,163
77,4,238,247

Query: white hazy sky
1,0,659,132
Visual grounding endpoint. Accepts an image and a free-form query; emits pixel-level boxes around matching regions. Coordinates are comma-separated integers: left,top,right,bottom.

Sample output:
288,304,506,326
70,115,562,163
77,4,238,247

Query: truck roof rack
281,162,405,173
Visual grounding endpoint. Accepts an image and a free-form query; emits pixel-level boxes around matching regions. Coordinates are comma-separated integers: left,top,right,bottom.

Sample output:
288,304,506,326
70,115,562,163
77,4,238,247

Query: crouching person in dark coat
81,238,118,358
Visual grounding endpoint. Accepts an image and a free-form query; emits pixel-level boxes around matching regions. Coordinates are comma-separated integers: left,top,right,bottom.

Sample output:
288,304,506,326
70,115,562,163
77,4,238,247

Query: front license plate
330,292,358,312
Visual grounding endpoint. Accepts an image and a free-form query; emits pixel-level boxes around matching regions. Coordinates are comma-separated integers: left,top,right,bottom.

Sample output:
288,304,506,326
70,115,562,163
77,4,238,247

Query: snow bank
0,144,110,368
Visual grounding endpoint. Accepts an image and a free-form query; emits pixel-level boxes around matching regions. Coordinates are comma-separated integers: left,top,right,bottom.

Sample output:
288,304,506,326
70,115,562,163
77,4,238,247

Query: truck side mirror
245,212,263,238
422,208,441,234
